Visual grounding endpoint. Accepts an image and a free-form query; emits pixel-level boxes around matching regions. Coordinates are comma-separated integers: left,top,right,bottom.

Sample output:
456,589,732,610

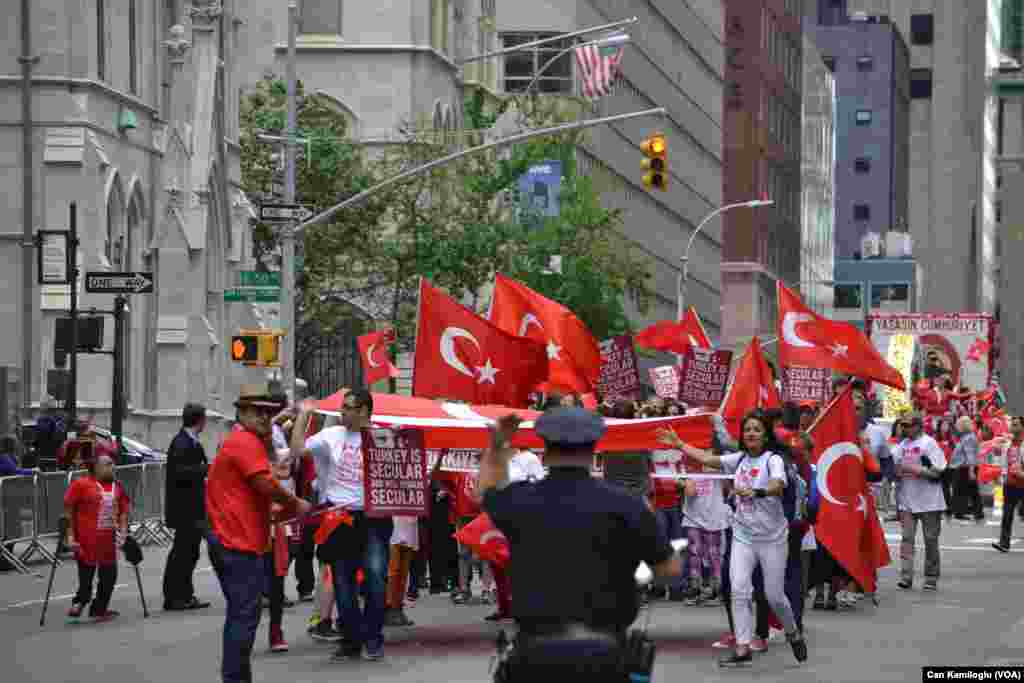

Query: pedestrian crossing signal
231,335,259,363
231,331,283,367
641,133,668,191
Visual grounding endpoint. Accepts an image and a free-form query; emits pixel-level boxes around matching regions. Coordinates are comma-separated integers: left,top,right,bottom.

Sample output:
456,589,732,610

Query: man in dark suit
162,403,213,611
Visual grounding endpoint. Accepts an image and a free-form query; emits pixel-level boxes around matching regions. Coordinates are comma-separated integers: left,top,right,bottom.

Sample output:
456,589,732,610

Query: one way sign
85,271,155,294
259,202,313,222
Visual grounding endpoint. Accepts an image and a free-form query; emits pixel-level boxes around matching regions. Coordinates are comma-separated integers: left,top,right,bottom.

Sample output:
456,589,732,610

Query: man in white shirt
291,390,392,662
892,413,946,591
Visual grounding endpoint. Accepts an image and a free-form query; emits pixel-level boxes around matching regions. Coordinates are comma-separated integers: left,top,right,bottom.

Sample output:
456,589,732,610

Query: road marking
886,542,1024,552
0,567,214,613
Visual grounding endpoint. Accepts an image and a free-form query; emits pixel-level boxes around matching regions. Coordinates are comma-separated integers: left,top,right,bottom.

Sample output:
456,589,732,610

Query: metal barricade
0,474,44,572
35,470,72,568
115,464,145,534
139,462,172,546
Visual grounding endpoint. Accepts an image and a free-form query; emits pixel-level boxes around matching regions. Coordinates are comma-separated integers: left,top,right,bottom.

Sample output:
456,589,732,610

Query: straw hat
234,381,287,410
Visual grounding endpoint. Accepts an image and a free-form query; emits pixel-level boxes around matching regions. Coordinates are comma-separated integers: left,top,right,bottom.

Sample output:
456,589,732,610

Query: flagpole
295,108,666,235
410,276,424,399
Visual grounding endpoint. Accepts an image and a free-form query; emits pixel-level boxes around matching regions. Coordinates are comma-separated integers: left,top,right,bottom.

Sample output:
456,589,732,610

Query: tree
240,77,655,373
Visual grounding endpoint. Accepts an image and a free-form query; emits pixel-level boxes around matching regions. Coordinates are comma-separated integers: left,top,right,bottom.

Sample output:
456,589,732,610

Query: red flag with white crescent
808,387,891,593
357,329,399,386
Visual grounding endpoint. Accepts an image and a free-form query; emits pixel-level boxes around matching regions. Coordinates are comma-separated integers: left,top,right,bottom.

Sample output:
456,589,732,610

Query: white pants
729,537,798,646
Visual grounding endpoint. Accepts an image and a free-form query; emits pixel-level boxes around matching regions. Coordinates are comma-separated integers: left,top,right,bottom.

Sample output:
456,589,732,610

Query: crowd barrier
0,462,171,575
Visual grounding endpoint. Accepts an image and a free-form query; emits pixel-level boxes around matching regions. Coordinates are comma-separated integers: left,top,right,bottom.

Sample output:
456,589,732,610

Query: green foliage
239,77,654,365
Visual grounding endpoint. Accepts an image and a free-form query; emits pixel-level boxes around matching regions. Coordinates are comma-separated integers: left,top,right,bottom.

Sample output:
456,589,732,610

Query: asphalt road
1,513,1023,683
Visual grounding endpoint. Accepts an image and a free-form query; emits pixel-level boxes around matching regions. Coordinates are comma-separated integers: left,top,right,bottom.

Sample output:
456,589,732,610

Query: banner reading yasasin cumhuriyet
867,313,994,393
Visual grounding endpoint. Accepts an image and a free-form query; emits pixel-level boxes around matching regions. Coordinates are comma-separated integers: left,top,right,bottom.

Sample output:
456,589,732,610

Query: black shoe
164,597,211,611
993,542,1010,553
897,580,912,589
812,595,825,610
718,652,754,668
331,643,362,661
311,620,343,643
668,588,686,602
789,635,808,663
298,591,315,603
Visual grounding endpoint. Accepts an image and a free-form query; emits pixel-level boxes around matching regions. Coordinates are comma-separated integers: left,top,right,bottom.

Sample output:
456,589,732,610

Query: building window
910,14,934,45
855,157,871,173
97,0,106,81
871,283,910,308
129,0,137,94
911,68,933,99
300,0,342,36
822,55,835,72
853,203,871,221
430,0,449,54
834,283,863,310
856,55,874,71
500,32,573,94
855,109,872,125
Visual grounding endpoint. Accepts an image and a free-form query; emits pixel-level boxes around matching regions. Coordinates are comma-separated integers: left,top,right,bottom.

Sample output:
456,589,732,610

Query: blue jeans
322,513,393,651
207,533,266,683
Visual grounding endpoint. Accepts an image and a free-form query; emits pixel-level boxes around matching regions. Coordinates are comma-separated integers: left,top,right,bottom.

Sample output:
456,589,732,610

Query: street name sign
224,287,280,303
259,203,313,222
239,271,281,287
85,271,154,294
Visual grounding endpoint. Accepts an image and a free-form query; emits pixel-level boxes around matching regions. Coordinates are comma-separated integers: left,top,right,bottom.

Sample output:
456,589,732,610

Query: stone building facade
0,0,269,451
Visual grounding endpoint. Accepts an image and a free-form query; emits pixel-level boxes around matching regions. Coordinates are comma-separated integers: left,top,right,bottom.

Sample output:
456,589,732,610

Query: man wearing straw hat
206,382,311,683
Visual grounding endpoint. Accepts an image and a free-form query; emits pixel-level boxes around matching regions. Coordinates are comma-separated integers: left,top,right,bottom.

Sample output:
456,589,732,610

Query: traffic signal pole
281,1,298,402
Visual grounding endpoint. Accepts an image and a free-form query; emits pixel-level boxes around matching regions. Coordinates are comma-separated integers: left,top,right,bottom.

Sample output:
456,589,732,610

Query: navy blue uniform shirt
483,465,672,633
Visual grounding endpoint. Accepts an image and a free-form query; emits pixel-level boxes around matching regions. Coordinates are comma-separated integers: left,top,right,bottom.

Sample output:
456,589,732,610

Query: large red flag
808,387,891,593
357,329,399,386
719,336,781,437
488,273,601,395
635,307,712,355
777,283,905,390
414,279,549,407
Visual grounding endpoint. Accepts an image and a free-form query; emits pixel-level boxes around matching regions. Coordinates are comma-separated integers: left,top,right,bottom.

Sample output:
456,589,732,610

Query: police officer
478,408,683,683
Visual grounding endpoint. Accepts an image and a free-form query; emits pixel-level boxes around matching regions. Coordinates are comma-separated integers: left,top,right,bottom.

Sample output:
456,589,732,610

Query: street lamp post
677,199,774,322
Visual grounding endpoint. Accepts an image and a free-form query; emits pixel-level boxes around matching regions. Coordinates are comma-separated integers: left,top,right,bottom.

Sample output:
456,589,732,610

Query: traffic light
230,331,283,367
231,335,259,363
641,133,668,191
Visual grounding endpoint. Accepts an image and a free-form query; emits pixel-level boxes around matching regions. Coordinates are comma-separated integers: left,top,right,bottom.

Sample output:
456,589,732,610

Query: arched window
106,179,126,268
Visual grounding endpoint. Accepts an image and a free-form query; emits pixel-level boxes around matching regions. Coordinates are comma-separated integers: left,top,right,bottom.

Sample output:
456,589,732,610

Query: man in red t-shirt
64,452,129,621
206,383,310,683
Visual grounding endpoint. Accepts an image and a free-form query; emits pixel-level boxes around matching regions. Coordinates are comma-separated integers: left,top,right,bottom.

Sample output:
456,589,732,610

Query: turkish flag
808,387,891,593
489,273,601,395
719,336,781,438
636,307,712,355
413,278,549,407
455,513,510,568
357,329,399,386
777,283,906,391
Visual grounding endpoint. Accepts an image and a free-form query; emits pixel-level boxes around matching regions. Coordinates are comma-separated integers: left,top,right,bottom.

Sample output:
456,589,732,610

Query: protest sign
426,448,482,473
598,335,641,401
362,427,429,517
679,348,732,409
781,365,833,404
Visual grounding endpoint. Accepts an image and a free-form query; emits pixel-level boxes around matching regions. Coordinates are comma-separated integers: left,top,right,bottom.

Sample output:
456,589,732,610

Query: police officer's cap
534,407,607,448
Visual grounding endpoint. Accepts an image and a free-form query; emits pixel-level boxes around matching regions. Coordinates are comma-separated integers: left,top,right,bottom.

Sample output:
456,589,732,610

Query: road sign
84,271,154,294
224,287,280,303
239,271,281,287
259,202,313,222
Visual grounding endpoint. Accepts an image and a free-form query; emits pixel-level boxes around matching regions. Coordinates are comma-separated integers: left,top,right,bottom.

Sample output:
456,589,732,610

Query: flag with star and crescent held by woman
357,328,400,386
413,278,549,407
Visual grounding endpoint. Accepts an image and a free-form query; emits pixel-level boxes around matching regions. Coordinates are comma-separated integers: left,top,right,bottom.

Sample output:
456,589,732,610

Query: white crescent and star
816,441,863,506
829,343,849,358
441,327,501,383
479,529,507,546
476,359,500,384
366,343,380,368
782,312,816,349
519,313,562,361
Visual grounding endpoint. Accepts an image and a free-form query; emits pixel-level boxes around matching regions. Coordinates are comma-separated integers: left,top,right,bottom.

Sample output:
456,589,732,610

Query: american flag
574,43,623,100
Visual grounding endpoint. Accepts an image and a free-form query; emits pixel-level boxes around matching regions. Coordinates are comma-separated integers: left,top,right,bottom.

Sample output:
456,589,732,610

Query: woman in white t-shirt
659,412,808,668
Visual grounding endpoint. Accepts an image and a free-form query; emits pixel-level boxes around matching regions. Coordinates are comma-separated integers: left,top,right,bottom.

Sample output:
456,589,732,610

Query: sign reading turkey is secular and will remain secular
598,335,642,401
679,347,733,409
361,427,430,517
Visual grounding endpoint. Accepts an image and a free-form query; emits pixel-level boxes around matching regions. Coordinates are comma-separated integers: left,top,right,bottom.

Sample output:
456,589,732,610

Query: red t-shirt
206,429,273,554
434,471,480,522
64,476,130,566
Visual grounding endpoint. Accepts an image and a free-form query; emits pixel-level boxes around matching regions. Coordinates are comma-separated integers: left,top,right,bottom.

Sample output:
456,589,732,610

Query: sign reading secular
598,335,641,401
782,366,833,404
679,347,732,409
84,271,154,294
362,427,430,518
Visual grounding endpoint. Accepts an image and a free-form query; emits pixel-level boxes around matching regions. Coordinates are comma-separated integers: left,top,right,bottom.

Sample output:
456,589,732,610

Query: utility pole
68,203,79,427
21,0,37,425
282,1,298,402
